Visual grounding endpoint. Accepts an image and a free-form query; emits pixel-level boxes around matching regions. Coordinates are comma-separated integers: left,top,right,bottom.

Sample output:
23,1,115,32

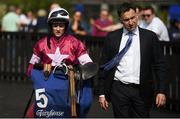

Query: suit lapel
112,29,123,55
139,28,143,59
139,27,147,83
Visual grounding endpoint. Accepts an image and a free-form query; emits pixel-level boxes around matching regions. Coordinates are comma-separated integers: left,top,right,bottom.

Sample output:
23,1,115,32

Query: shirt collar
123,27,138,36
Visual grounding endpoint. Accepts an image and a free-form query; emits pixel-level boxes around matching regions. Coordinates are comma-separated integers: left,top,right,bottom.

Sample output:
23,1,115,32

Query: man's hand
99,96,109,110
156,93,166,108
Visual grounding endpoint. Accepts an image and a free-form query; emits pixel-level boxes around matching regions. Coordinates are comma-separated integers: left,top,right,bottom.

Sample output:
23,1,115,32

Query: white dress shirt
114,27,140,84
99,27,141,98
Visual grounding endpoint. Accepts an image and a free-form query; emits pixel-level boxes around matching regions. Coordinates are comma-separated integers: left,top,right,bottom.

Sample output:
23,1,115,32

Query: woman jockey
26,7,94,118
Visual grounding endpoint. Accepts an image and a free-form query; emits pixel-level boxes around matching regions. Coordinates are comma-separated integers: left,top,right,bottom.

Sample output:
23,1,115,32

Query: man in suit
98,2,167,118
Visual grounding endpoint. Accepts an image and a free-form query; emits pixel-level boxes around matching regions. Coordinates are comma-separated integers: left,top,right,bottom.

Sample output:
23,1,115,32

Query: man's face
143,9,154,24
120,9,138,31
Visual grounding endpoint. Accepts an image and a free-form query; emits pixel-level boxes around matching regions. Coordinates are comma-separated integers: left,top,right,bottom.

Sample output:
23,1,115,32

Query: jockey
26,7,94,118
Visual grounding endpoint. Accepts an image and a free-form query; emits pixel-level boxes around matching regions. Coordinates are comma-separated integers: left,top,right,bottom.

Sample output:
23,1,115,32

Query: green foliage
0,0,72,23
0,3,6,23
0,0,71,13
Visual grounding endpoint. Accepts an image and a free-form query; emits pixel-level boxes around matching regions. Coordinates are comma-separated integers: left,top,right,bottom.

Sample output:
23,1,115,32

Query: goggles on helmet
50,10,69,18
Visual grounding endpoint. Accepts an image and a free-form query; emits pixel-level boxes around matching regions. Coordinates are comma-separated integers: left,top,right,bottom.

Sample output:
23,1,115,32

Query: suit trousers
111,80,150,118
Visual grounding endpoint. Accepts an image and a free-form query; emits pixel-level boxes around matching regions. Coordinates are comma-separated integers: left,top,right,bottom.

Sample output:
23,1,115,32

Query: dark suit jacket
98,27,167,105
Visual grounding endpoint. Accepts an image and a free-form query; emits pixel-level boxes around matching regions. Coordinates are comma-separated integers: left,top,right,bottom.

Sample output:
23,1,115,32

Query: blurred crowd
0,2,180,42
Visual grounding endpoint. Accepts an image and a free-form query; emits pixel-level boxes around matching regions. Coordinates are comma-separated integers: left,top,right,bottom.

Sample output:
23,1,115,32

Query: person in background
70,10,88,36
36,9,48,33
16,7,28,32
168,19,180,41
98,2,167,118
49,2,60,11
25,7,94,118
91,8,113,37
1,5,20,32
95,22,123,32
139,6,170,42
26,11,37,32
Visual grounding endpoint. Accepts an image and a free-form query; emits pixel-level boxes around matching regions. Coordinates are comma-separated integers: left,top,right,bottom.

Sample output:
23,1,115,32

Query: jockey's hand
99,96,109,111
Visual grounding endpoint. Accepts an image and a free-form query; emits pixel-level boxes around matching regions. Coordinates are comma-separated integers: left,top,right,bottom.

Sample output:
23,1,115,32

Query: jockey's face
52,23,66,37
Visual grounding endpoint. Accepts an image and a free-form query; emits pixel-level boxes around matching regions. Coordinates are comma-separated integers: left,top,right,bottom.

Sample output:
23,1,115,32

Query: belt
114,80,140,89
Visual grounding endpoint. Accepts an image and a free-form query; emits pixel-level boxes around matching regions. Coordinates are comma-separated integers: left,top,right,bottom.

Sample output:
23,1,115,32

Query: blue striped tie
101,32,133,71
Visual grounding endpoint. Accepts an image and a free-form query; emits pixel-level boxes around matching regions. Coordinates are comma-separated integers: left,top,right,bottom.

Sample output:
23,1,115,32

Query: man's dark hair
117,2,136,17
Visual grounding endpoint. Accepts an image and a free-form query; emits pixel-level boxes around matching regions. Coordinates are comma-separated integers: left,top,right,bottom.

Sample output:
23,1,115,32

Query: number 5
35,88,48,108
